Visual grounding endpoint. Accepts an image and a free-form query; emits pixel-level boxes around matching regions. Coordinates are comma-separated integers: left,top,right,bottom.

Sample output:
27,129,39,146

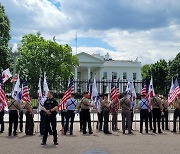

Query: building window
123,72,127,80
133,73,137,80
112,72,117,80
103,72,107,79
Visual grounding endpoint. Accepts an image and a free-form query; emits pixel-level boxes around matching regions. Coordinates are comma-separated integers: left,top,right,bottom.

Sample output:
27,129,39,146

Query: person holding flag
161,94,169,131
22,78,34,135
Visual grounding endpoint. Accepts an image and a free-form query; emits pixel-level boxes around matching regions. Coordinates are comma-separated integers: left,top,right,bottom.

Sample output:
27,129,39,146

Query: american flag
111,80,117,101
0,76,8,110
59,78,74,110
168,79,180,106
2,68,12,83
22,78,31,103
141,85,148,96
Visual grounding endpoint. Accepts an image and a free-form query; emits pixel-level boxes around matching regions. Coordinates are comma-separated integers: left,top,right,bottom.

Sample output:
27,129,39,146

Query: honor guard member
23,100,34,135
102,94,112,134
172,93,180,133
110,97,119,131
0,100,5,133
64,93,78,135
8,96,21,136
120,92,133,134
19,110,23,132
161,94,169,131
38,95,52,135
97,94,103,131
138,93,149,133
81,92,94,135
149,92,163,133
130,97,136,131
41,91,58,145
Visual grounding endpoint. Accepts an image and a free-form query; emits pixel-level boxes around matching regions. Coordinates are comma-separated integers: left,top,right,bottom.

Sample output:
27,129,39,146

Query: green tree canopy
0,3,11,71
17,33,78,96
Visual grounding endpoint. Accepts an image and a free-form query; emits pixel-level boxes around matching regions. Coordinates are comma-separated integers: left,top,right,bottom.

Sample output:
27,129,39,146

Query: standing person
110,98,119,131
38,95,52,136
64,93,78,135
81,92,94,135
0,101,5,133
102,94,112,134
161,94,169,131
172,93,180,133
59,104,66,134
138,93,149,133
23,100,34,135
149,92,163,133
148,109,153,130
120,92,133,134
41,91,58,145
8,97,21,136
97,94,103,131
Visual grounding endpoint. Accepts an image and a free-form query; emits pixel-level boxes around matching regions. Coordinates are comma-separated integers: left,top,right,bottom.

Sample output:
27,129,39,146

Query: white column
74,67,78,93
87,67,91,80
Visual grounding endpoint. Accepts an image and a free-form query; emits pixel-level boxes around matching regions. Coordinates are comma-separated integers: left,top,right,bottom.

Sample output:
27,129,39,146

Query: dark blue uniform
42,98,58,144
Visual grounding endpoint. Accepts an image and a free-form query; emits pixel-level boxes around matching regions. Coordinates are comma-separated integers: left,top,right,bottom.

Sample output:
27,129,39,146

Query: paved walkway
0,123,180,154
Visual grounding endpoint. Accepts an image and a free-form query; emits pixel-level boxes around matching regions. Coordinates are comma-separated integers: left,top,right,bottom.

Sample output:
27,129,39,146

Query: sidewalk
0,122,179,154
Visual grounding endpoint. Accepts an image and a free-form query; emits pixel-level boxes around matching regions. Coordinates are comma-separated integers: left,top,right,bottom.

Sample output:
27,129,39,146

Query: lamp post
8,43,21,88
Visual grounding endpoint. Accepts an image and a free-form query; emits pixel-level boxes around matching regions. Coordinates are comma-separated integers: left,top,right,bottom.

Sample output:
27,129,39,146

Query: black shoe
153,130,156,133
14,133,18,136
83,132,87,134
128,132,133,134
166,129,169,131
171,130,176,133
89,132,93,135
54,142,58,145
158,131,162,134
123,131,125,134
0,131,3,133
99,129,102,131
41,142,46,145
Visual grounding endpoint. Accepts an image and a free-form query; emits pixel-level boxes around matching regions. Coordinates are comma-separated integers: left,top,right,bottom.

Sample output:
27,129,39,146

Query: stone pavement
0,122,180,154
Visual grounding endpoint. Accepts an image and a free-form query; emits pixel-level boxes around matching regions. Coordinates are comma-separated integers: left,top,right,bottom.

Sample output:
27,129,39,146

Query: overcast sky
1,0,180,64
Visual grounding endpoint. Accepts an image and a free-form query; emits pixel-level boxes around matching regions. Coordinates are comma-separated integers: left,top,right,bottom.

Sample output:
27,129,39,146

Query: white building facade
74,52,142,93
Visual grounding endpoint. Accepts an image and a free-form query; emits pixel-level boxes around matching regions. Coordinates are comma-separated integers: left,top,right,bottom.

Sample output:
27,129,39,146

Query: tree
17,33,79,96
168,52,180,81
0,3,11,71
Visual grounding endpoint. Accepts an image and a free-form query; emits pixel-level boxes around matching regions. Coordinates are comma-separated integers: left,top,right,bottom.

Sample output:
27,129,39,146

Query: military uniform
161,99,169,130
102,99,111,134
172,98,180,132
110,98,119,131
42,97,58,144
120,97,132,134
8,99,21,136
138,97,149,133
150,96,163,133
0,102,4,133
81,97,93,134
24,102,34,135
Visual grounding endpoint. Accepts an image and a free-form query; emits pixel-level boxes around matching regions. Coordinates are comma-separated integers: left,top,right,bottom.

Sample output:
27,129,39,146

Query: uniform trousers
40,110,52,135
0,110,4,133
81,109,92,133
112,111,118,130
43,115,57,143
152,108,161,133
25,111,34,135
122,110,131,133
19,110,23,132
140,109,148,133
148,111,153,130
60,110,66,128
64,110,75,135
103,110,109,133
162,110,169,130
173,109,180,132
9,110,18,135
97,111,103,131
79,111,83,131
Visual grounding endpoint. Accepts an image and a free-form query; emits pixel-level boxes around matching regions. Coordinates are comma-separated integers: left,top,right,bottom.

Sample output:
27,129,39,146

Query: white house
74,52,142,93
